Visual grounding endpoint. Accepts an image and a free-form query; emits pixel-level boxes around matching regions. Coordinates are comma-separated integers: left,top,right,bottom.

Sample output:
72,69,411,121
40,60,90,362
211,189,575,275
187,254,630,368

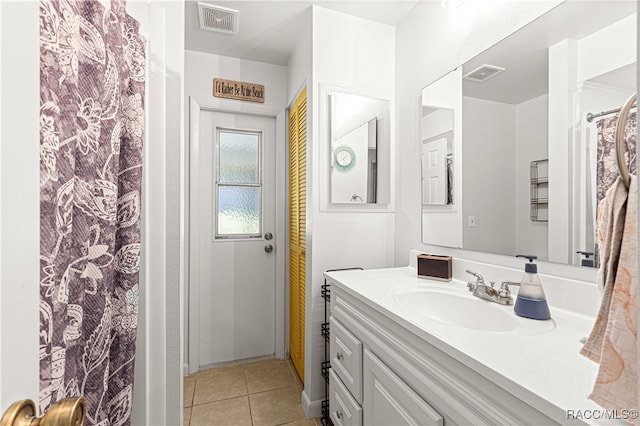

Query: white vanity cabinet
330,312,443,426
328,277,564,426
363,349,443,426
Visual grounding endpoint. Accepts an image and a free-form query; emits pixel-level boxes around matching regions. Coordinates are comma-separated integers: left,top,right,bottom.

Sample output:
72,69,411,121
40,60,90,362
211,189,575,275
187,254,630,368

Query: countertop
325,266,628,426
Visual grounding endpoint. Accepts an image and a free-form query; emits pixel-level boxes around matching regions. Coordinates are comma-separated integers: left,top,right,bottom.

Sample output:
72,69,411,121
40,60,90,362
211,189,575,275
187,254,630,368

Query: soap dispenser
514,255,551,320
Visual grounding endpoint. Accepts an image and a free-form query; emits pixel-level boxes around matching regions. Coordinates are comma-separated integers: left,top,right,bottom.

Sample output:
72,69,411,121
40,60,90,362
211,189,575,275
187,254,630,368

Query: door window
215,129,262,238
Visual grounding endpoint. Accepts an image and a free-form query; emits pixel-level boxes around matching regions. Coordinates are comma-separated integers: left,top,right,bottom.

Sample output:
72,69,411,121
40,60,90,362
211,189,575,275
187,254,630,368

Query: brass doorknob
1,397,86,426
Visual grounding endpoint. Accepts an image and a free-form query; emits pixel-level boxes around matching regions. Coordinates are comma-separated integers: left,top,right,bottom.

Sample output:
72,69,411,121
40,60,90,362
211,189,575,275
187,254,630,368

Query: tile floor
183,358,322,426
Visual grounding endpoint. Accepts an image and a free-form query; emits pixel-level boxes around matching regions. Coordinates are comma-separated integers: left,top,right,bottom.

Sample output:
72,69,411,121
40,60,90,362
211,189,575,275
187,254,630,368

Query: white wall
186,50,288,110
140,2,185,425
515,94,548,260
577,13,636,83
304,5,395,417
395,0,566,273
287,8,312,106
462,96,516,255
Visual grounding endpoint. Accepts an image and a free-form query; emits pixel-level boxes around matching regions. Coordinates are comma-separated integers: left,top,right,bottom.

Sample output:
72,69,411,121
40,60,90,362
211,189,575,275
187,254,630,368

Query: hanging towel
580,176,637,420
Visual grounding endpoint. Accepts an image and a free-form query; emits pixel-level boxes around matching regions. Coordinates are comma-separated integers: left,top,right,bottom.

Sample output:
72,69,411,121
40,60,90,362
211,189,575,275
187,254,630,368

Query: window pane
219,131,259,184
217,185,260,235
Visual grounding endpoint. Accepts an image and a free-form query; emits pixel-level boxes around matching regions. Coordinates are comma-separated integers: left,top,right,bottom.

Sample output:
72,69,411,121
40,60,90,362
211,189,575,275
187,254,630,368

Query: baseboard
301,389,323,419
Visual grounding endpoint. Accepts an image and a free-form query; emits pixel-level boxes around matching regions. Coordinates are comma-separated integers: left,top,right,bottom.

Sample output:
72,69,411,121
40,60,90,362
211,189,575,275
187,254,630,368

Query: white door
0,0,42,415
194,110,276,367
422,137,448,205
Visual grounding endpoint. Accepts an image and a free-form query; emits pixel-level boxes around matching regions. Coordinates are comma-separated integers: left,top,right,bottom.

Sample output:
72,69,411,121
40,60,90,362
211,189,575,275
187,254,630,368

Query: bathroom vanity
325,266,612,426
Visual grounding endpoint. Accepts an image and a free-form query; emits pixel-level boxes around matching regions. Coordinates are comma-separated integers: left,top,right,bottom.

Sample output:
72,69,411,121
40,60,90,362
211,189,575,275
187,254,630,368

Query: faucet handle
499,281,520,298
465,269,484,283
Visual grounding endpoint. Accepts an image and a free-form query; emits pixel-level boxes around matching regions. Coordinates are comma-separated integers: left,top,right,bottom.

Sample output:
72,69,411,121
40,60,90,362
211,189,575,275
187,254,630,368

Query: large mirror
330,92,390,204
421,1,637,266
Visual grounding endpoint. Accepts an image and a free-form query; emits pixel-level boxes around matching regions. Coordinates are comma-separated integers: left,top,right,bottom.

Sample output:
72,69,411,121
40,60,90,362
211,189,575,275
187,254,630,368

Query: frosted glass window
219,132,259,183
217,186,261,235
215,129,262,238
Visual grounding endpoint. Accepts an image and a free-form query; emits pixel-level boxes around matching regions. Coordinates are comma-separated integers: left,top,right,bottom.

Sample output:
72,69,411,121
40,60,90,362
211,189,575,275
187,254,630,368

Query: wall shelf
530,159,548,222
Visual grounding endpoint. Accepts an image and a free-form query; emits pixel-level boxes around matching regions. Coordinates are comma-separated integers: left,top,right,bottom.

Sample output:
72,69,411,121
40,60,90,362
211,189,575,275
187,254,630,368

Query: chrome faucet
466,269,519,305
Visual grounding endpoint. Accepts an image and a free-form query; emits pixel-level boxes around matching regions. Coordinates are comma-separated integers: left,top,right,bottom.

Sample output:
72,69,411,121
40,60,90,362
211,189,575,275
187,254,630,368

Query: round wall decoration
333,145,356,172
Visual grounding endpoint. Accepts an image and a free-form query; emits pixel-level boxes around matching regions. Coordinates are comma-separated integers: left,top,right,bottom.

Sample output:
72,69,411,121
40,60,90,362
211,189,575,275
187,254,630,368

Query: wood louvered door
289,88,307,381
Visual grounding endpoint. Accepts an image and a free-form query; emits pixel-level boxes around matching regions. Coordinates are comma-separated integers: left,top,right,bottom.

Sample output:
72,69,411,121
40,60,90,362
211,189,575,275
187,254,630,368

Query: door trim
187,98,286,374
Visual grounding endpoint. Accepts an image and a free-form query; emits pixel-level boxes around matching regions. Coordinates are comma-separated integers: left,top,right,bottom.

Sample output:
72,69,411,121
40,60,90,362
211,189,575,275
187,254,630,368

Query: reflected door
422,137,448,205
196,111,276,366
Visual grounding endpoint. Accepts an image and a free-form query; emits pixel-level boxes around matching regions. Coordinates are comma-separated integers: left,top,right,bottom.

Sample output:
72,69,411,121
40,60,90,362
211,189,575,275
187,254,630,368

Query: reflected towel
581,176,637,419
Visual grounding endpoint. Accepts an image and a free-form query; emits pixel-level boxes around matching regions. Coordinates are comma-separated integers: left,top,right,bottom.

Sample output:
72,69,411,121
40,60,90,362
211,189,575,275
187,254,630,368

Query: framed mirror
420,1,637,266
330,91,390,204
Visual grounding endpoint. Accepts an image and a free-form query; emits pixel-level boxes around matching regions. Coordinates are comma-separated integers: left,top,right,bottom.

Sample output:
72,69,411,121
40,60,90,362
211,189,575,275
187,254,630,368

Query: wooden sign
213,78,265,103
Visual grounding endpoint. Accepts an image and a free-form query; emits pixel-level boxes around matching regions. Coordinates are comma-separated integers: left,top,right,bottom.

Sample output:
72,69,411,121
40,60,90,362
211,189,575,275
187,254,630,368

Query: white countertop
325,267,623,426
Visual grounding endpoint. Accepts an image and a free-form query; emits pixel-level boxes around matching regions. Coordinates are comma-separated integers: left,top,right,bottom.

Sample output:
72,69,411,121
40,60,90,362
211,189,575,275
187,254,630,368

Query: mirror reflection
331,92,388,204
421,106,454,205
421,1,637,267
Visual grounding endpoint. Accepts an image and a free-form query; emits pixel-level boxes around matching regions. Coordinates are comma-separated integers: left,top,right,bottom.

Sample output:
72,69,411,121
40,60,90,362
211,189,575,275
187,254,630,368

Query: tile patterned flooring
183,358,322,426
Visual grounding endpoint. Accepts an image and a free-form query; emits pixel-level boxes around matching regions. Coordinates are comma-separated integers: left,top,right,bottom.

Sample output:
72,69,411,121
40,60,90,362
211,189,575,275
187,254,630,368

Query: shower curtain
597,112,637,205
595,112,636,266
39,1,146,424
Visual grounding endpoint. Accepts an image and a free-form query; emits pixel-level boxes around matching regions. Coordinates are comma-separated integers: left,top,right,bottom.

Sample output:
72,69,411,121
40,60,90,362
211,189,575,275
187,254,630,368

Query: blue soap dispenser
514,255,551,320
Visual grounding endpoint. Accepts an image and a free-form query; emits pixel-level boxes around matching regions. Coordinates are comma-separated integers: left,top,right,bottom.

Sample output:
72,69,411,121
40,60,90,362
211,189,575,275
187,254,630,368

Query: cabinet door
330,317,363,403
329,370,363,426
364,349,443,426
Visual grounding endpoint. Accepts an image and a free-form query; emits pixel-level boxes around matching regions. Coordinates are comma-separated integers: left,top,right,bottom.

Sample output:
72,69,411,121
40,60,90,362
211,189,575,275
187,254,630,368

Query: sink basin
390,286,555,334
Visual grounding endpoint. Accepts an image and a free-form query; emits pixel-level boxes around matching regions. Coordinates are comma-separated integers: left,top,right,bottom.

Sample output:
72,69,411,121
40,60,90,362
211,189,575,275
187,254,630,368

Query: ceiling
461,1,637,105
185,1,421,65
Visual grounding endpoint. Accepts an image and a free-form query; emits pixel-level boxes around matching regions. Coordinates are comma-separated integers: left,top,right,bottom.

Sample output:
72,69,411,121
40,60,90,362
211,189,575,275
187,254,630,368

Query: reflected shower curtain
39,1,146,424
595,112,636,266
597,112,637,205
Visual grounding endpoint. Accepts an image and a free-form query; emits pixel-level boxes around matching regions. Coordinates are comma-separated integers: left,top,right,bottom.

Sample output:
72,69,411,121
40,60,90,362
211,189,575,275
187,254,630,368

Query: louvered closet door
289,88,307,381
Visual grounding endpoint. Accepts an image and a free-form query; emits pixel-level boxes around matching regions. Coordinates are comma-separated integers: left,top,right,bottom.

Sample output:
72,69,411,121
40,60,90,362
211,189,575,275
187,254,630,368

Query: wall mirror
330,91,390,205
421,1,637,267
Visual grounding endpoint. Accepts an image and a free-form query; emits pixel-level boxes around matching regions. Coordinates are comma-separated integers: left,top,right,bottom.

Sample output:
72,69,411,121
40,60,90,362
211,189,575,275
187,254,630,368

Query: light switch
468,216,476,227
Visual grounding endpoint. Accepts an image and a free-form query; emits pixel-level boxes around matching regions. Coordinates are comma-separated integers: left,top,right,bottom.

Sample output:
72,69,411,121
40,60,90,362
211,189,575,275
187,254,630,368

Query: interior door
422,137,448,205
195,110,276,367
0,0,42,417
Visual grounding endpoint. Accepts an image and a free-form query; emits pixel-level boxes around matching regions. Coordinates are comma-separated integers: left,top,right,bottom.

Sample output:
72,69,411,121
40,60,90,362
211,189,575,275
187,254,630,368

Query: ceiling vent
197,2,239,35
463,64,506,83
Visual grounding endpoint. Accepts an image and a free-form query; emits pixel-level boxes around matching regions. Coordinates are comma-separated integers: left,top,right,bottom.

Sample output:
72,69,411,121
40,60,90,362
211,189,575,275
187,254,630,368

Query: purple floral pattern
597,112,637,205
595,112,637,267
39,1,145,425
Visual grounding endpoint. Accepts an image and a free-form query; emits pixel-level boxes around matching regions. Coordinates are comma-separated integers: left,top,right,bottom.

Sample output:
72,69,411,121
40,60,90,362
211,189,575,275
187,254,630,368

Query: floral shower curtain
39,0,145,424
595,112,637,267
597,112,637,206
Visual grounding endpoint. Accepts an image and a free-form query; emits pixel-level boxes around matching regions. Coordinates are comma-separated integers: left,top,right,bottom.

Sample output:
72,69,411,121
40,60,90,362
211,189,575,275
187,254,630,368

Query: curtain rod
587,103,637,122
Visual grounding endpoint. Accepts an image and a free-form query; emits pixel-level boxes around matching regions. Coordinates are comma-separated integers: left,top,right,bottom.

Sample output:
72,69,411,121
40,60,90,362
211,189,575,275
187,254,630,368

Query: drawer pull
336,352,344,361
336,410,343,419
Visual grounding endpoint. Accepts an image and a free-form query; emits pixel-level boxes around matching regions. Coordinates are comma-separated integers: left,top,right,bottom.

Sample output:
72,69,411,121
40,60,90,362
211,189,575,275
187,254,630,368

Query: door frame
187,98,286,374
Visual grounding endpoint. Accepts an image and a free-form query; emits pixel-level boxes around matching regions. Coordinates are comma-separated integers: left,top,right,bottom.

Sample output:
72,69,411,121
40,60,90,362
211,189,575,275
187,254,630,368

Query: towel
580,176,638,420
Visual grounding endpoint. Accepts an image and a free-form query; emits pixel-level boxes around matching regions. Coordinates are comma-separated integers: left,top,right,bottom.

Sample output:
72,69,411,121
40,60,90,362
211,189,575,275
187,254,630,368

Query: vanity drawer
330,316,363,403
330,369,363,426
